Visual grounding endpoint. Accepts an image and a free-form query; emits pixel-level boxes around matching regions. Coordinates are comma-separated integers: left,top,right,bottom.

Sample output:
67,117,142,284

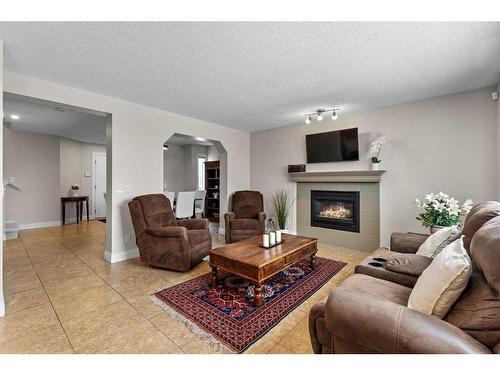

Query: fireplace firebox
310,190,360,232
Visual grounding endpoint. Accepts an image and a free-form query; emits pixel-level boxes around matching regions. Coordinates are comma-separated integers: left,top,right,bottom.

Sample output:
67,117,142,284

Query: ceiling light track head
304,108,340,124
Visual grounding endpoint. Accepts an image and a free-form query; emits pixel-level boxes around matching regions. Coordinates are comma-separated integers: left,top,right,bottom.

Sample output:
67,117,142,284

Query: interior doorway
92,151,107,219
2,92,112,251
162,133,227,233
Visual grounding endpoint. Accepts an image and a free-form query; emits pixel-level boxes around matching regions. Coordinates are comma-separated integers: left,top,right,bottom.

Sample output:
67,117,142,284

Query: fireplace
310,190,360,232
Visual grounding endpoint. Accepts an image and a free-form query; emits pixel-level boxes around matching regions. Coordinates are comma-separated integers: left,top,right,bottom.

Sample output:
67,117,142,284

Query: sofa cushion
445,272,500,349
416,226,460,258
337,273,412,305
462,202,500,252
470,216,500,294
187,229,211,247
134,194,177,227
231,218,260,231
355,248,419,288
408,237,472,318
384,253,433,276
232,191,263,219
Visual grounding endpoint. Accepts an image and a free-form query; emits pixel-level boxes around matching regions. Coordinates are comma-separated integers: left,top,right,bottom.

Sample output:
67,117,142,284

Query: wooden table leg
76,202,80,224
210,265,218,288
86,198,89,222
80,201,83,222
310,252,317,270
254,282,264,306
62,202,66,225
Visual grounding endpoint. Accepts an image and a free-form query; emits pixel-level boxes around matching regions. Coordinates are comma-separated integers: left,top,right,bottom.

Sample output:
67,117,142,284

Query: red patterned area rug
151,257,346,353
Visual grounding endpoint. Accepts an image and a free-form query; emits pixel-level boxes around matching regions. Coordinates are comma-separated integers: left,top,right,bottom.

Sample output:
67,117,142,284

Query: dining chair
175,191,196,219
195,190,207,218
164,191,175,208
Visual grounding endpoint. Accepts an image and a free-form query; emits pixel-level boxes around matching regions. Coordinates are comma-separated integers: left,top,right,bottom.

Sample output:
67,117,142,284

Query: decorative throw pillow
408,236,472,318
416,226,460,258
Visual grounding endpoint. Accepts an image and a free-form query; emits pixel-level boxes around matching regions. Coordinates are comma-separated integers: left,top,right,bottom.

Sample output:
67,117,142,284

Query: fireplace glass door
310,190,360,232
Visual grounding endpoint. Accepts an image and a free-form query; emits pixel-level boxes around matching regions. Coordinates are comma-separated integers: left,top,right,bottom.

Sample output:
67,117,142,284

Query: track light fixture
304,108,340,124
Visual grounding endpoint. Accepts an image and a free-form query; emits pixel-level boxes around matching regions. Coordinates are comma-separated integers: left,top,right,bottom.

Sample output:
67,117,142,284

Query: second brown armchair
224,190,266,243
128,194,211,272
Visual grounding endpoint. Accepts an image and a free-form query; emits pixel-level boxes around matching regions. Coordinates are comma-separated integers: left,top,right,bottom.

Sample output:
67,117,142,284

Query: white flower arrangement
415,192,473,228
369,135,386,164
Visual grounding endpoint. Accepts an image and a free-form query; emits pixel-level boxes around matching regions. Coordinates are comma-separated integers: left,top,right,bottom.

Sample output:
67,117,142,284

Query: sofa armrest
146,226,187,238
390,232,429,253
224,212,236,222
178,218,209,230
309,302,333,354
325,287,491,354
384,253,433,277
224,212,236,243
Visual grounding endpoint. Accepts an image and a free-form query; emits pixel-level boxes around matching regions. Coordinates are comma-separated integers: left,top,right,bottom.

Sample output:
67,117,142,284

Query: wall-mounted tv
306,127,359,163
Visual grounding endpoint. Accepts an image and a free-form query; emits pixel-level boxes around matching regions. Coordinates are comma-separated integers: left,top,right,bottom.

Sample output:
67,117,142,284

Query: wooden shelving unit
204,160,220,222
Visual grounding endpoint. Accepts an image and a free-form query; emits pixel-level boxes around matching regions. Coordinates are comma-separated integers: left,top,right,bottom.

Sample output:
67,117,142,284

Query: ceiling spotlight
10,114,20,120
305,116,311,125
317,112,323,121
163,143,169,150
331,110,338,120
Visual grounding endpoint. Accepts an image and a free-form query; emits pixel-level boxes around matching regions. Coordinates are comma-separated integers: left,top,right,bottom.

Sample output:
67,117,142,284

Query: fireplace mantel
289,170,386,183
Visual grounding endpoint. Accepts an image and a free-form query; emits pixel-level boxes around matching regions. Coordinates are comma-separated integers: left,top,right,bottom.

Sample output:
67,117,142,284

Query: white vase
371,162,380,170
72,190,79,197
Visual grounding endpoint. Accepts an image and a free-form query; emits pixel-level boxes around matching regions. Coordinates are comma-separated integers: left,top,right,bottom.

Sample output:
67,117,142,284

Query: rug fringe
149,294,234,354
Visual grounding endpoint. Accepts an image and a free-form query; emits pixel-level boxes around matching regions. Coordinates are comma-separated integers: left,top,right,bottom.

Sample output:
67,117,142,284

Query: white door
92,152,107,218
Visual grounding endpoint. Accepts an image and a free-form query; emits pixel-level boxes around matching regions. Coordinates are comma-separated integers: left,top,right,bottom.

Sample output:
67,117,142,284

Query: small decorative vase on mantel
371,162,381,170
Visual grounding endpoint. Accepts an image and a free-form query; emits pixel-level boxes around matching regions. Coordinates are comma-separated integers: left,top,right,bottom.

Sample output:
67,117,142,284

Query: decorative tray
260,239,284,249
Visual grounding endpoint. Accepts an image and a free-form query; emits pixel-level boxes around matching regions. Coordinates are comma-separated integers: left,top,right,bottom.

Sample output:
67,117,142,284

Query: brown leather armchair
128,194,211,272
224,190,266,243
309,202,500,354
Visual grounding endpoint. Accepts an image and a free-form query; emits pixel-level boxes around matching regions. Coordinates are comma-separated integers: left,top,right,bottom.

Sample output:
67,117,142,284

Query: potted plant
271,188,294,231
415,192,473,233
71,184,80,197
369,135,386,170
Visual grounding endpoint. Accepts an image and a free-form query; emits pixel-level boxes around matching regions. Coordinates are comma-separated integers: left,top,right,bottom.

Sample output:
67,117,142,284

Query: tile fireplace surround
290,171,385,252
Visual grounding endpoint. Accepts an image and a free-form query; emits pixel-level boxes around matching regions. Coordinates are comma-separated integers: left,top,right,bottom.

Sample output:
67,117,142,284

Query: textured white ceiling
3,97,106,144
0,22,499,132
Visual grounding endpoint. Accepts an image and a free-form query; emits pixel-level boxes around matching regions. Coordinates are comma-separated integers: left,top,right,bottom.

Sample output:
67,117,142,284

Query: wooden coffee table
209,234,318,306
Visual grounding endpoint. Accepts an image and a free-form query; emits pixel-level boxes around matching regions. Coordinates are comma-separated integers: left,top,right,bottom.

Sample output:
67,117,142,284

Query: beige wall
163,144,209,192
60,138,106,219
4,71,251,262
207,145,220,161
251,87,498,247
163,143,185,192
3,128,105,226
3,127,61,226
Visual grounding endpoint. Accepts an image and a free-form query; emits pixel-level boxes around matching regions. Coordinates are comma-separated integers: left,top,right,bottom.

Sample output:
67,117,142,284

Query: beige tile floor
0,221,366,354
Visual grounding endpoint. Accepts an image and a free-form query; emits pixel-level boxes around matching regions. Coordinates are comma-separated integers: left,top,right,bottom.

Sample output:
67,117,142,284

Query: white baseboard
15,216,97,231
104,247,139,263
17,220,61,230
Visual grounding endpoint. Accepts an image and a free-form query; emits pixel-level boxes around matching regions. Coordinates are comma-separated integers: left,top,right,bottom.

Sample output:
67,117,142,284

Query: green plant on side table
415,192,473,233
271,188,295,231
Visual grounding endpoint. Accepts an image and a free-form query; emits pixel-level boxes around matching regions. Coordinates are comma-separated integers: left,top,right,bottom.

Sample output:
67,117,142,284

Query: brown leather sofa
224,190,266,243
309,201,500,354
128,194,211,272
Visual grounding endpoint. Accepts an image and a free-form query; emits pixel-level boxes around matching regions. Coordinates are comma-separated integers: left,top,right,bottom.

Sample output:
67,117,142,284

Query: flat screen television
306,127,359,163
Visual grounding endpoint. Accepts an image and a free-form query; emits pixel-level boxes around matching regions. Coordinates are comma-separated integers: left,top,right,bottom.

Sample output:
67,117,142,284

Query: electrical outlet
124,234,131,243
